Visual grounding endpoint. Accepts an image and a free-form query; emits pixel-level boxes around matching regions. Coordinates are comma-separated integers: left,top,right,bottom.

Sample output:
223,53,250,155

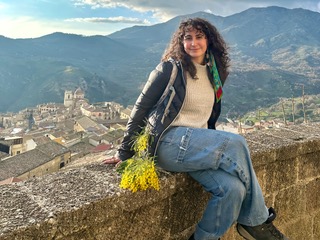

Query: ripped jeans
156,127,269,240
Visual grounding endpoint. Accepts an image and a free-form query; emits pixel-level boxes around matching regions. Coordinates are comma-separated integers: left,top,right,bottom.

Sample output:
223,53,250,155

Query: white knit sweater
171,62,215,129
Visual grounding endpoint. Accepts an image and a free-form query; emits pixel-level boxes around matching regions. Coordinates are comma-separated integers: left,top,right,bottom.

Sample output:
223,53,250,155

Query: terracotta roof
0,177,23,185
92,143,112,153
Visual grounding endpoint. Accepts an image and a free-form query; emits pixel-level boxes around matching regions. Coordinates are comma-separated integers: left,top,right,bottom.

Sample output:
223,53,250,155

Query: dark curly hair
162,17,230,83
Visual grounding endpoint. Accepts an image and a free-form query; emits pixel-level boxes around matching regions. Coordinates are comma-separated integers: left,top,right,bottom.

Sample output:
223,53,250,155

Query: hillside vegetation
242,94,320,124
0,6,319,119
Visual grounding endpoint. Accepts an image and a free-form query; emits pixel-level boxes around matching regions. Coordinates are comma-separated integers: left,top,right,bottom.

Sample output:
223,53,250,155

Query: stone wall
0,124,319,240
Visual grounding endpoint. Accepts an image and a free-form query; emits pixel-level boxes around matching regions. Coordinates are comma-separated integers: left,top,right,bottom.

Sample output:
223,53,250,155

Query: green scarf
207,53,223,102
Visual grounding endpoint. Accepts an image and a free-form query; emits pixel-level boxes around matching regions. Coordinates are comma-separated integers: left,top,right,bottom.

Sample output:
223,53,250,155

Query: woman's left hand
102,156,121,165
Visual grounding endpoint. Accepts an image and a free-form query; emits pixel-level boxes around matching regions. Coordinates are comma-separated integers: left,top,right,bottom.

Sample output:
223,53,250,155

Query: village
0,88,132,184
0,88,288,185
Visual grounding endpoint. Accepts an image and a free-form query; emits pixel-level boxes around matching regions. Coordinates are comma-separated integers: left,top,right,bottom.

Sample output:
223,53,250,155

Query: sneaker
236,207,289,240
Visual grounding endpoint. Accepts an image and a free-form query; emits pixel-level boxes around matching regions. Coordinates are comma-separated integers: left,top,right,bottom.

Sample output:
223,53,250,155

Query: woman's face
183,28,208,64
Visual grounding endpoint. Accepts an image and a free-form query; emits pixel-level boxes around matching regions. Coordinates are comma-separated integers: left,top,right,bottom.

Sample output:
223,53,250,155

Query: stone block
306,179,320,213
264,158,297,193
283,216,313,240
253,165,268,194
298,153,320,180
274,185,306,225
167,180,209,235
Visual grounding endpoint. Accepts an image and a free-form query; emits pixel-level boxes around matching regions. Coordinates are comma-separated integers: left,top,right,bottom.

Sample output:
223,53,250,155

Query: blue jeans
157,127,269,240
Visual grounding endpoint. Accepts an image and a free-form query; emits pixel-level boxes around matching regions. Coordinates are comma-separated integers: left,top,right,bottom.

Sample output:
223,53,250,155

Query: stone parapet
0,124,320,240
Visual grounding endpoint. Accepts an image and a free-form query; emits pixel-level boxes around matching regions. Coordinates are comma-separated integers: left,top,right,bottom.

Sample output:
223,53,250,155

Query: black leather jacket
117,60,222,161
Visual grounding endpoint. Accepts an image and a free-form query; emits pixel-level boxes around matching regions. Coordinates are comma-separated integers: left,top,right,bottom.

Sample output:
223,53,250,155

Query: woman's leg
188,169,246,239
157,127,269,238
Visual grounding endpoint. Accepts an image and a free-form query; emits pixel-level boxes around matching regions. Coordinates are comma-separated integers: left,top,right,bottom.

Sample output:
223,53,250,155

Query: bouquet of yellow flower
116,127,160,192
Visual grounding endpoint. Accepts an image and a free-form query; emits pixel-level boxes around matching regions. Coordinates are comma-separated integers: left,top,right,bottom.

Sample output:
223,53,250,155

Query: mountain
0,6,319,119
0,33,146,111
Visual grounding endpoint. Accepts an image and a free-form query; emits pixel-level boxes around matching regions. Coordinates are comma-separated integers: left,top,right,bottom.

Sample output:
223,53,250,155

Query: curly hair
161,17,230,83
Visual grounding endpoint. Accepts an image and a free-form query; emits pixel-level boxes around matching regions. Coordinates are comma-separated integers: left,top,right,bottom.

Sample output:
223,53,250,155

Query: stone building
64,87,85,108
0,136,25,156
0,141,71,182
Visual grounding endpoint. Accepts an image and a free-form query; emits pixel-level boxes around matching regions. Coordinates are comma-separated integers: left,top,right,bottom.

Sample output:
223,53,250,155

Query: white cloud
65,16,150,24
2,0,319,38
73,0,126,9
73,0,320,21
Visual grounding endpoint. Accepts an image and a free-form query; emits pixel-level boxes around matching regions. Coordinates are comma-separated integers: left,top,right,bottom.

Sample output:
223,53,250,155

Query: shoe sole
236,224,256,240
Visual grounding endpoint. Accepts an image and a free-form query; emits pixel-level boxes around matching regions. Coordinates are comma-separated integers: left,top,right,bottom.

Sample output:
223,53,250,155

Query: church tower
64,90,74,107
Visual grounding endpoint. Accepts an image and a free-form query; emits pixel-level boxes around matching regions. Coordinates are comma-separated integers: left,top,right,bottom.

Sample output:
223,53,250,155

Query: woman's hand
102,156,121,165
115,160,123,168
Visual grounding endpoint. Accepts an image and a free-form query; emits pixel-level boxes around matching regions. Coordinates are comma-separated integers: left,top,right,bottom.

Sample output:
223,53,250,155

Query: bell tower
64,90,74,107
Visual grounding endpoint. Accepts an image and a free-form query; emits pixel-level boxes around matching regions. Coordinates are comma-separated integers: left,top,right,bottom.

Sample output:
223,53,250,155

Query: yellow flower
135,134,148,155
132,127,150,156
118,126,160,192
119,158,160,192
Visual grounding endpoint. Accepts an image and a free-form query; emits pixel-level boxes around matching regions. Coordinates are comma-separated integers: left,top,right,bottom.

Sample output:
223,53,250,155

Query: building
0,141,71,182
64,90,74,107
38,103,62,114
120,108,132,119
64,87,85,108
74,116,109,137
0,136,25,156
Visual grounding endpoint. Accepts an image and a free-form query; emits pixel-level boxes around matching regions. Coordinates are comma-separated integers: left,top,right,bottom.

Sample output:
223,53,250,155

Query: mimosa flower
117,126,160,192
119,157,159,192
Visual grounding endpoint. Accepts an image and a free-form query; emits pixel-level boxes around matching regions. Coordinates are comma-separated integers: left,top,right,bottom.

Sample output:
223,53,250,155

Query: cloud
73,0,126,9
73,0,320,21
0,15,118,39
2,0,320,38
65,16,150,24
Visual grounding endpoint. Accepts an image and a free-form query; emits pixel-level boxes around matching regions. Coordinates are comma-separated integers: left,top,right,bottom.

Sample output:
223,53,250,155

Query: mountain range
1,6,320,119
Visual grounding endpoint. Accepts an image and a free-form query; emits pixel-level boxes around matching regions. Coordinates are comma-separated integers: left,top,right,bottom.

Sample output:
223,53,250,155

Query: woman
105,18,288,240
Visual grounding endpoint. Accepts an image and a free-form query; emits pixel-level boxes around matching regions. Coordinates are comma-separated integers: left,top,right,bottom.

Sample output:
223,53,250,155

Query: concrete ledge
1,124,320,240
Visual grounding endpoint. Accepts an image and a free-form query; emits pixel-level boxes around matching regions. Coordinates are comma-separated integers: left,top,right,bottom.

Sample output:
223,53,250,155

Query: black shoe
236,207,289,240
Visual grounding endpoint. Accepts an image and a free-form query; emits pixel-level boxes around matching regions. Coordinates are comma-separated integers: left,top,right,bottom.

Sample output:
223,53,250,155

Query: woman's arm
117,61,173,161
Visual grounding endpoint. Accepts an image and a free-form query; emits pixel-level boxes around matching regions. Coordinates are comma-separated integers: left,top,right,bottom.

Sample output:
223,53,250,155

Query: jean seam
177,128,193,163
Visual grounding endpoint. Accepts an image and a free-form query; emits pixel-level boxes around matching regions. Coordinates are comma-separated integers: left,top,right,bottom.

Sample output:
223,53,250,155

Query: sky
1,0,320,39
